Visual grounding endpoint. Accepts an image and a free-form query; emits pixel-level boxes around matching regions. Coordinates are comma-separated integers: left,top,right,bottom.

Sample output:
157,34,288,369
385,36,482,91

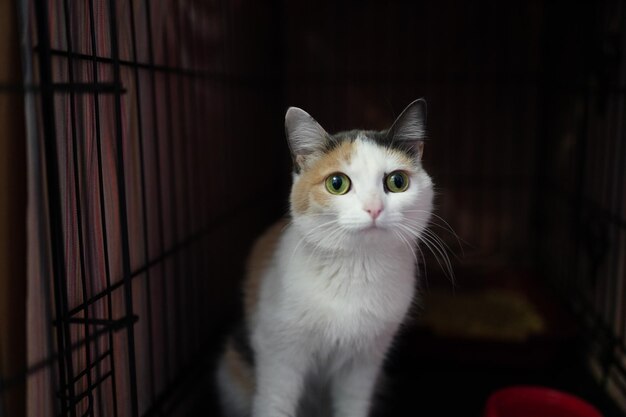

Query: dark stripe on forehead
320,129,357,153
326,129,420,158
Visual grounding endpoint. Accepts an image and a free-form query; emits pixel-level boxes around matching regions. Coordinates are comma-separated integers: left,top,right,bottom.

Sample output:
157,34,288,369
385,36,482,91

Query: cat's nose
365,203,384,220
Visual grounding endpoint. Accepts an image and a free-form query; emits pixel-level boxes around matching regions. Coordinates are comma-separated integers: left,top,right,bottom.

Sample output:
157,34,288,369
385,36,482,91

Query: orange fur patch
224,339,255,395
244,218,288,316
290,141,355,214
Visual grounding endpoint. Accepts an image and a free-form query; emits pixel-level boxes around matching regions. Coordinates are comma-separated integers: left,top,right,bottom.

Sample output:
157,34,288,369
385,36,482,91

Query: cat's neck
287,225,416,269
281,226,417,293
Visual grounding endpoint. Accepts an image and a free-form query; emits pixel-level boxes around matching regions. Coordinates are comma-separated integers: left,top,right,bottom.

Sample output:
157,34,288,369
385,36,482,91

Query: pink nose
365,206,383,220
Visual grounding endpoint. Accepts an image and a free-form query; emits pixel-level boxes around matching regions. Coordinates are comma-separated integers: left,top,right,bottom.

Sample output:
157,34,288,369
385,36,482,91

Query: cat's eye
385,171,410,193
325,173,351,195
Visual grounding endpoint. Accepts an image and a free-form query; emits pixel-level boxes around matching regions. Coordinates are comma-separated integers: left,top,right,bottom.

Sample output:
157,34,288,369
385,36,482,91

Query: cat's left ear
387,98,427,160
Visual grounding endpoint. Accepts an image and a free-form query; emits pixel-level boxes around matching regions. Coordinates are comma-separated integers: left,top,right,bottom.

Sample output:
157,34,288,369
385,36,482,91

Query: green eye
385,171,410,193
325,173,351,195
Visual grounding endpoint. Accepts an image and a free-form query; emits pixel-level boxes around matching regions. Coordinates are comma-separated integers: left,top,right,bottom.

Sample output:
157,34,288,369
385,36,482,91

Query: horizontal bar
66,350,111,386
33,46,279,86
0,83,40,93
52,82,125,94
53,316,138,332
0,82,125,94
27,48,625,89
56,317,130,326
56,370,112,405
65,280,124,319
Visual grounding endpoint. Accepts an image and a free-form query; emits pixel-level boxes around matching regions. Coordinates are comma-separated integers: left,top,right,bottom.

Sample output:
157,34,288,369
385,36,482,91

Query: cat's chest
288,256,416,335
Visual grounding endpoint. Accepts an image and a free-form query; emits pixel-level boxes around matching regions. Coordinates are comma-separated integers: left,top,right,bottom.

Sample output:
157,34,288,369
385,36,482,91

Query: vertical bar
173,0,197,360
106,0,139,415
609,3,626,352
144,0,171,392
127,0,157,404
217,0,230,213
607,91,624,354
61,1,95,414
572,49,591,297
33,0,76,415
161,6,184,370
86,0,119,415
0,0,27,414
17,0,60,411
188,5,207,351
184,4,208,340
617,103,626,356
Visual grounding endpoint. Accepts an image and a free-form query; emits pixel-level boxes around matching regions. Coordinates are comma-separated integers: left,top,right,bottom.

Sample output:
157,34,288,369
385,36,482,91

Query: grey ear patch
285,107,330,171
387,98,427,159
285,107,329,157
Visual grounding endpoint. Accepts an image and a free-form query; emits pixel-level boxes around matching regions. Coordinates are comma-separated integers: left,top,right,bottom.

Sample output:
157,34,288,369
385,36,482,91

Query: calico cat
217,99,434,417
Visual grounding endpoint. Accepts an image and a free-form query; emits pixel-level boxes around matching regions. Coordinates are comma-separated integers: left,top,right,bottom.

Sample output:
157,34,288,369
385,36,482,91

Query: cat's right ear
285,107,329,172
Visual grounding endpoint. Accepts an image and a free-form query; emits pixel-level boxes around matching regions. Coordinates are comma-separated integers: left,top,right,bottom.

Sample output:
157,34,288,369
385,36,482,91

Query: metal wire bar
33,0,75,415
144,0,172,389
86,0,119,414
61,1,96,414
0,82,124,93
127,0,157,406
38,47,278,84
106,0,139,415
161,5,184,375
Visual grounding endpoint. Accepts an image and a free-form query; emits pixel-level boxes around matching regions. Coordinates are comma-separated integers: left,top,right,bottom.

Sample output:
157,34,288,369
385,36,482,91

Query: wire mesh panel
537,0,626,410
11,0,285,416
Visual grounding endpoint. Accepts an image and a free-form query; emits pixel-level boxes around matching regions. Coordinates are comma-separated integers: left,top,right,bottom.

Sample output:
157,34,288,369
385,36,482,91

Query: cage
0,0,624,416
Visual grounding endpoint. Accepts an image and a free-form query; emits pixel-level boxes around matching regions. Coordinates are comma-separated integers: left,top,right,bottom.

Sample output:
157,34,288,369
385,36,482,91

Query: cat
216,99,434,417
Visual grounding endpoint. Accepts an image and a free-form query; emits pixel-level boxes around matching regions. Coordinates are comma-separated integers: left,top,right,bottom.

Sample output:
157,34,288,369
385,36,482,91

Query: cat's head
285,99,434,253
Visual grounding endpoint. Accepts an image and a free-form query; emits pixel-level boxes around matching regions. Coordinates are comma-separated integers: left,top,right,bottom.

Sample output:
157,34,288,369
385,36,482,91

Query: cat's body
217,100,434,417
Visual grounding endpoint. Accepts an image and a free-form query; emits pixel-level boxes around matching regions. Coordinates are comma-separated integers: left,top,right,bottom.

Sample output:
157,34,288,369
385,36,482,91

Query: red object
484,386,603,417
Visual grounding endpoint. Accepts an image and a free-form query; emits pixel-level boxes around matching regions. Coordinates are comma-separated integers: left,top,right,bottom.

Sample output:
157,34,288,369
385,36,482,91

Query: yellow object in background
417,289,546,343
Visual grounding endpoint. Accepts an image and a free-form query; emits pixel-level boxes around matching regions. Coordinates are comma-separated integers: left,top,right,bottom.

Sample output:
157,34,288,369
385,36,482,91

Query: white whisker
290,219,337,261
393,230,418,266
403,209,465,254
396,222,455,282
418,233,455,281
401,219,458,261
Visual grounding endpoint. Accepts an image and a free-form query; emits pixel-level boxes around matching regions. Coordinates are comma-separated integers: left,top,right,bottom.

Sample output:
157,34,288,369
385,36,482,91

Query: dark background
1,0,624,416
206,1,626,416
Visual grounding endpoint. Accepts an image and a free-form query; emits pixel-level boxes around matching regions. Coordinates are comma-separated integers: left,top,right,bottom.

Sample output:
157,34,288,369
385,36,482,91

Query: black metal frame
36,0,160,414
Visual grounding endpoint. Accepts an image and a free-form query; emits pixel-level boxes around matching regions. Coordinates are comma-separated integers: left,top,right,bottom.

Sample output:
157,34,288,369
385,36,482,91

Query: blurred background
0,0,624,416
